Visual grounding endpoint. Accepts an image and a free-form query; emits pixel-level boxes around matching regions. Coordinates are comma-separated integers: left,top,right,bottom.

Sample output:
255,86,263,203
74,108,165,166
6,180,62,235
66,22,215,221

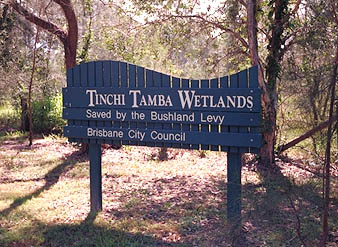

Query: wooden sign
62,60,262,220
63,60,261,153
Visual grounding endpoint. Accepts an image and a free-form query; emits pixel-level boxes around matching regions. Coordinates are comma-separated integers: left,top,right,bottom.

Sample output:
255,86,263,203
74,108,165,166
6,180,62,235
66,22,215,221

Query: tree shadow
0,151,83,217
239,161,329,246
42,211,180,247
100,162,335,247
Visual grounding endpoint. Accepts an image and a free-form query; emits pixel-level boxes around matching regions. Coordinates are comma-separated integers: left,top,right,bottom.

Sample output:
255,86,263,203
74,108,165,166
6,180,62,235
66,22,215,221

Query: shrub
32,92,66,134
0,102,20,129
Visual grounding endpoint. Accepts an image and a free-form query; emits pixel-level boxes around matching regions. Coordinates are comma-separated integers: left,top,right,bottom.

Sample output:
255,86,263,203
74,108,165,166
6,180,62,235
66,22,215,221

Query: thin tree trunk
247,0,277,167
319,30,338,247
28,25,40,146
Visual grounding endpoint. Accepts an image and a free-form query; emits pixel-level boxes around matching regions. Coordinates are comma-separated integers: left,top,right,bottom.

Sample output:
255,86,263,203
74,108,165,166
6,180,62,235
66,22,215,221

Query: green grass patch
0,102,20,129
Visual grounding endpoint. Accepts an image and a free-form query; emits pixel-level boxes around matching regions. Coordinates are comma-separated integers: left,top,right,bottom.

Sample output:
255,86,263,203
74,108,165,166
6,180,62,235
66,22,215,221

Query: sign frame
63,60,262,221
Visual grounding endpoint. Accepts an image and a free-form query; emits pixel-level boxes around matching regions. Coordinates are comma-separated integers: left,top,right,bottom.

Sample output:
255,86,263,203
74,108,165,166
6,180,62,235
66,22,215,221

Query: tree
114,0,303,166
9,0,78,70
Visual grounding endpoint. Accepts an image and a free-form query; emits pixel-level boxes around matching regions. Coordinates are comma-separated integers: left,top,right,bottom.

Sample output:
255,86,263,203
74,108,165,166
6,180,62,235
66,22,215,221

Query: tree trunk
27,25,40,146
319,1,338,242
9,0,78,70
247,0,277,166
20,96,29,131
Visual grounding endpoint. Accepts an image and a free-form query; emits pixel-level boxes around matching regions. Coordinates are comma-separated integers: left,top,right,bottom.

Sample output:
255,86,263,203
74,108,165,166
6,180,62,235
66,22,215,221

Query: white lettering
86,90,96,107
129,90,141,108
178,90,195,109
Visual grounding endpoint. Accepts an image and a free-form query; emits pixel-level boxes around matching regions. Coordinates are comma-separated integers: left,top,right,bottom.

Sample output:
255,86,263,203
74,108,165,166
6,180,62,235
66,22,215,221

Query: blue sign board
63,60,262,153
62,60,263,219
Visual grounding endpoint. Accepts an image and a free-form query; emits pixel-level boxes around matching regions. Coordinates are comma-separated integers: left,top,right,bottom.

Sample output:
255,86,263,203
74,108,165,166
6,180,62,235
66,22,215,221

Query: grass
0,103,20,130
0,135,337,246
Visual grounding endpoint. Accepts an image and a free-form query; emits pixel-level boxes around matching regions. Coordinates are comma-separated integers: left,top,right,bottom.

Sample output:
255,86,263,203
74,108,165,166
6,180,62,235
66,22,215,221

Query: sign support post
63,60,262,220
227,152,242,221
89,143,102,212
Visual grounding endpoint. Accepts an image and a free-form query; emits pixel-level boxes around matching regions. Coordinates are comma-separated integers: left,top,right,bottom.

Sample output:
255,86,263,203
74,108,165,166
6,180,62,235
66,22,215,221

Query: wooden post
89,143,102,212
227,152,242,221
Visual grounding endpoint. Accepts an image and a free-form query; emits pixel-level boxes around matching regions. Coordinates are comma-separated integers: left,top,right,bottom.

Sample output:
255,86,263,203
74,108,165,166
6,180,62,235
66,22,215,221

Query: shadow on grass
42,212,180,247
0,151,82,217
101,164,336,247
1,148,336,247
240,163,332,246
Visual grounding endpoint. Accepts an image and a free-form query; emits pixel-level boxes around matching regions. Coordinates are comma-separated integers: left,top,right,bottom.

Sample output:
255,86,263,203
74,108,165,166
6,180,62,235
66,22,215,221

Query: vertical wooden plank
220,75,229,152
95,61,103,87
102,61,112,144
172,77,181,149
120,62,129,145
95,62,104,144
111,61,119,87
111,61,122,147
137,66,146,147
146,69,155,147
201,79,209,150
153,71,163,147
162,73,172,148
229,73,239,153
88,62,97,145
227,152,242,221
249,66,259,154
239,70,249,153
80,63,90,144
210,78,219,151
66,68,75,142
73,65,82,143
129,64,138,146
190,79,199,150
89,143,102,212
249,65,258,88
182,78,190,150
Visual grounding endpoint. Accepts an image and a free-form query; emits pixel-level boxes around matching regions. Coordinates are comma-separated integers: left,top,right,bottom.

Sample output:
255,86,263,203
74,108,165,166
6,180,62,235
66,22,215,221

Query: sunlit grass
0,135,337,246
0,103,20,129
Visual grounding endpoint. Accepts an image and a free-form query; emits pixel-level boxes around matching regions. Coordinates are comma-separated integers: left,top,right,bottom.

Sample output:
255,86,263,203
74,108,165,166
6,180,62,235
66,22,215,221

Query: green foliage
0,102,20,128
32,93,65,134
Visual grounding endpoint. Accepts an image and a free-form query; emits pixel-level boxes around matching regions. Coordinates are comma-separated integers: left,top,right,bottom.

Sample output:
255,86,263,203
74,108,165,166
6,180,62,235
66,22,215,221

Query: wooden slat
129,63,138,146
190,79,199,150
120,62,129,145
145,69,155,147
72,65,82,143
65,126,262,148
220,75,229,152
249,65,260,153
153,71,163,147
88,62,97,144
66,66,75,142
172,77,182,149
210,78,219,151
162,73,172,148
95,62,104,144
111,61,122,147
137,66,146,147
229,73,239,153
182,78,190,149
239,69,249,153
201,79,209,151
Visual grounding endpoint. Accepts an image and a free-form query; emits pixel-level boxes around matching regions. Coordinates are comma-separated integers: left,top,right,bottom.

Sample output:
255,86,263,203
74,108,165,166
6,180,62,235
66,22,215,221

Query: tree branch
163,14,250,49
9,0,67,43
278,115,338,154
53,0,78,63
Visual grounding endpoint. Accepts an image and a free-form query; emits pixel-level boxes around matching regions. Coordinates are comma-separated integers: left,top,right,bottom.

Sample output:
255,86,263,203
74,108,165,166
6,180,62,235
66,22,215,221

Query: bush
0,102,20,129
32,93,66,134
